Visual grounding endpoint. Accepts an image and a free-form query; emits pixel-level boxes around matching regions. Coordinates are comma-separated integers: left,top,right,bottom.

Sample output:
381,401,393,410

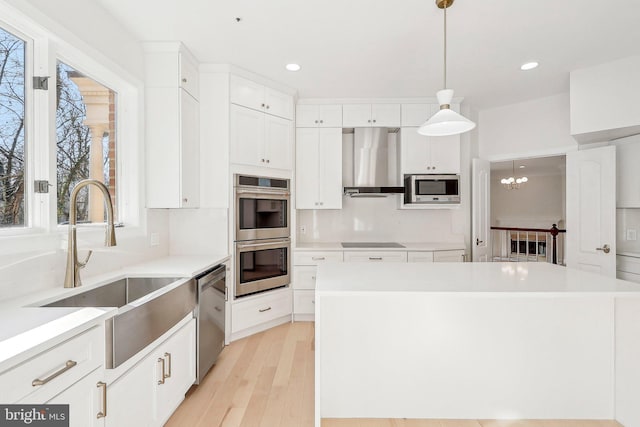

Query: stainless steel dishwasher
195,264,227,384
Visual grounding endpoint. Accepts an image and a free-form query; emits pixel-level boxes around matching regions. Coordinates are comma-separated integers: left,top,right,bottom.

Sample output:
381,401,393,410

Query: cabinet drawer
343,251,408,263
294,251,343,266
232,291,292,333
1,326,104,404
294,290,316,315
293,266,318,290
433,249,466,262
407,251,434,263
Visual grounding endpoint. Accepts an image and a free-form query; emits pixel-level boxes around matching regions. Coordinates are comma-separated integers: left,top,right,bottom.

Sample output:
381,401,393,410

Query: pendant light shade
418,0,476,137
418,89,476,136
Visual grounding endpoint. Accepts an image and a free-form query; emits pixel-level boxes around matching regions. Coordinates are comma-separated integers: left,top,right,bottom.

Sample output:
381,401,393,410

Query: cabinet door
179,53,199,100
319,105,343,127
318,128,343,209
230,104,264,167
230,75,265,112
429,135,460,174
38,370,104,427
616,139,640,207
155,320,196,426
180,89,200,207
265,87,293,120
343,104,372,127
371,104,401,127
400,128,430,174
296,105,320,127
264,114,292,170
296,128,320,209
105,357,154,427
433,250,466,262
402,104,431,127
407,251,434,263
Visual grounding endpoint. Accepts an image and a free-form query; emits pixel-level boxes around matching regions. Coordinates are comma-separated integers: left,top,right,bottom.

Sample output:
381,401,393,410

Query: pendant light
500,160,528,190
418,0,476,137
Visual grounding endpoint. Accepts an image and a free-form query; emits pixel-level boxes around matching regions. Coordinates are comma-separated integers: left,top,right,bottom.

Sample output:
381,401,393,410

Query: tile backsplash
618,208,640,254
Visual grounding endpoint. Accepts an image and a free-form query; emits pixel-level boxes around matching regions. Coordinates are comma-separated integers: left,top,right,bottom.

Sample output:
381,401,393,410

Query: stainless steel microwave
404,174,460,204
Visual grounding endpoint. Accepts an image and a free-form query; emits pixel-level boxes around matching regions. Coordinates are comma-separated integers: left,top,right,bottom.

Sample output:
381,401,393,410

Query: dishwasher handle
199,265,226,293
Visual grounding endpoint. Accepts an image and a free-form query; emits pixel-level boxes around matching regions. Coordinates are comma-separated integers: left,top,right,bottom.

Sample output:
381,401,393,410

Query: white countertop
316,262,640,294
295,242,465,251
0,254,229,372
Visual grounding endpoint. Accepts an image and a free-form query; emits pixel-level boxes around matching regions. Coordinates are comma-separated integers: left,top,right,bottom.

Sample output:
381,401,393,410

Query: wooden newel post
550,224,559,265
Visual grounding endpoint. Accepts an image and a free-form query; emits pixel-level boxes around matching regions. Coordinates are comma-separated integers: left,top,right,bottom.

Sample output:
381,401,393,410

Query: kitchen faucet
64,179,117,288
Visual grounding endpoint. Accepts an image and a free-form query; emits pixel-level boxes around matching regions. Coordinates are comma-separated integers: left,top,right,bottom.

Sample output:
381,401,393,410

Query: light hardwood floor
165,322,623,427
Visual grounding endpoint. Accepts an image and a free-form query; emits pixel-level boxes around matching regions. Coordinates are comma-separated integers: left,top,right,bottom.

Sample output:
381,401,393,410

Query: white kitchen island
315,262,640,427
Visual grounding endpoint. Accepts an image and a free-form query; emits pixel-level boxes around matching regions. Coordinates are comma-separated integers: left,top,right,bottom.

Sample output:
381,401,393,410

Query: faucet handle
79,250,93,268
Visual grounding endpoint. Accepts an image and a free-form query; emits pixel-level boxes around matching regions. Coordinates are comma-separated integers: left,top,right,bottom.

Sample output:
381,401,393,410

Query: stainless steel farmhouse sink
43,276,196,369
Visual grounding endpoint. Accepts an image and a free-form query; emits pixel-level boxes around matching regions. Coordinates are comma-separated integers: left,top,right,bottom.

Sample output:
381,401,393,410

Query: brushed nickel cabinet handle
157,357,166,385
181,78,187,83
266,159,270,164
315,120,318,123
261,103,265,107
311,276,316,280
266,105,270,109
259,306,272,313
311,257,325,261
32,360,77,386
164,352,172,379
96,382,107,419
369,257,383,261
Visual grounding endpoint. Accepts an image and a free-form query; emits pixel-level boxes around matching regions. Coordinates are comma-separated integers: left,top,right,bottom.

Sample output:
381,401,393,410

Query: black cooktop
341,242,405,248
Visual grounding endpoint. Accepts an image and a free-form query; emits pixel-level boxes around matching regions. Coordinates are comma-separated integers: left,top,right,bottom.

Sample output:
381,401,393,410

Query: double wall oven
234,175,291,298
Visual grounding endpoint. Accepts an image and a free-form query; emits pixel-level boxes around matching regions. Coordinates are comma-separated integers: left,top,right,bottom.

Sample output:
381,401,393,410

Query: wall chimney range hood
343,128,404,197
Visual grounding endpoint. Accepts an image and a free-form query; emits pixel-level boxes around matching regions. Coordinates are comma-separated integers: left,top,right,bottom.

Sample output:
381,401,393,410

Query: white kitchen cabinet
145,43,200,209
294,251,344,265
231,290,292,334
433,249,466,262
296,104,343,127
231,104,293,170
293,290,316,315
295,128,342,209
407,251,434,263
343,104,401,127
45,369,106,427
105,319,195,427
343,251,408,263
400,128,460,174
230,74,293,120
616,137,640,208
292,251,342,320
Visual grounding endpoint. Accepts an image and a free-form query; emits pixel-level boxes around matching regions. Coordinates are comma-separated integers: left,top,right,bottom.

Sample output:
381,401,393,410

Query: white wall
490,174,565,228
479,93,577,160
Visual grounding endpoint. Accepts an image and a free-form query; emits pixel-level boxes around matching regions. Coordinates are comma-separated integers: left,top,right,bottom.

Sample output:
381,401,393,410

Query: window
56,61,117,224
0,26,26,228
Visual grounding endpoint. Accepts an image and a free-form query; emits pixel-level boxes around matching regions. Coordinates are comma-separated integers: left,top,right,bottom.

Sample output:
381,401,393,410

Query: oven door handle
237,240,290,251
235,189,290,198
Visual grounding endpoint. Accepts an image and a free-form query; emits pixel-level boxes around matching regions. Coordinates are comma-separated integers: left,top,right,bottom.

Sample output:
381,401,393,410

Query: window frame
0,9,142,241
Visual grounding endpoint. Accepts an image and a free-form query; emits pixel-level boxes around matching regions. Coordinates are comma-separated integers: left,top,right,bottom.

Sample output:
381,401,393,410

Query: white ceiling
97,0,640,109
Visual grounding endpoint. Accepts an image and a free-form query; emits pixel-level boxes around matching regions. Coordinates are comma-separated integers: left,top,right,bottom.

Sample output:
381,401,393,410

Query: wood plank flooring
165,322,623,427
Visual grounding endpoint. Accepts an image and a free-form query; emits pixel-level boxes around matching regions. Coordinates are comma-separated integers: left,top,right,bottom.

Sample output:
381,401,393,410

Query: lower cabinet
231,289,293,338
433,249,466,262
105,318,196,427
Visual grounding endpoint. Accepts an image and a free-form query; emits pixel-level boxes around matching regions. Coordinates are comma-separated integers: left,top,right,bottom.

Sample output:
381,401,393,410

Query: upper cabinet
296,104,343,127
231,104,293,170
401,103,461,127
616,136,640,208
144,42,200,208
230,75,294,120
296,128,343,209
400,128,460,174
570,56,640,144
342,104,401,127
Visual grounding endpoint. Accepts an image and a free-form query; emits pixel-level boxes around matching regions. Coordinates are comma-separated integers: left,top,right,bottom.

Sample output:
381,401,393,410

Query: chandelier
501,161,528,190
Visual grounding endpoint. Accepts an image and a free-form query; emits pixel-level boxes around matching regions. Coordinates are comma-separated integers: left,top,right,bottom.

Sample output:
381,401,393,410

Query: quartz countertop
316,261,640,294
0,254,229,372
295,242,465,252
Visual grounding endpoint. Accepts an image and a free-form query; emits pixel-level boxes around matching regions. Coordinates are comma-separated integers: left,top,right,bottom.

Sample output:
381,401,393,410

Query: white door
371,104,401,127
296,105,320,127
472,158,491,262
318,128,343,209
566,146,616,276
264,114,292,170
295,128,320,209
179,89,200,208
400,129,430,174
230,75,264,112
264,87,293,120
318,105,343,127
429,135,461,174
342,104,372,127
230,104,264,167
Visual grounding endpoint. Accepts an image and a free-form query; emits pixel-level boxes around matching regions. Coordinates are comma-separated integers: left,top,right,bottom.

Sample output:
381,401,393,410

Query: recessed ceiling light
521,62,539,71
285,63,301,72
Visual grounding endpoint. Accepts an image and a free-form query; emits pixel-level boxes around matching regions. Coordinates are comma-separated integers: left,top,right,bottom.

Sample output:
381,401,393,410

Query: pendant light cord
443,2,447,89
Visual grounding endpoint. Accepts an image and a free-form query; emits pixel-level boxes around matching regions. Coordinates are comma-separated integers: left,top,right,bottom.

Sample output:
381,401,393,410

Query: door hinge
33,76,49,90
34,180,51,193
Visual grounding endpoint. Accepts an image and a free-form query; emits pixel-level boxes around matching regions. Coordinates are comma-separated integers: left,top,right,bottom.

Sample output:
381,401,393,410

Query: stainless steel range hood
343,128,404,197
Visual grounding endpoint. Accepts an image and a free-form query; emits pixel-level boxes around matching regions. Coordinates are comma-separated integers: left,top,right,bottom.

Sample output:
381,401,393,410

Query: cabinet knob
181,78,187,83
315,120,319,123
368,119,371,123
319,202,323,206
261,159,265,162
261,103,265,108
320,120,324,123
183,198,188,203
373,119,377,123
266,159,270,164
266,105,270,109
